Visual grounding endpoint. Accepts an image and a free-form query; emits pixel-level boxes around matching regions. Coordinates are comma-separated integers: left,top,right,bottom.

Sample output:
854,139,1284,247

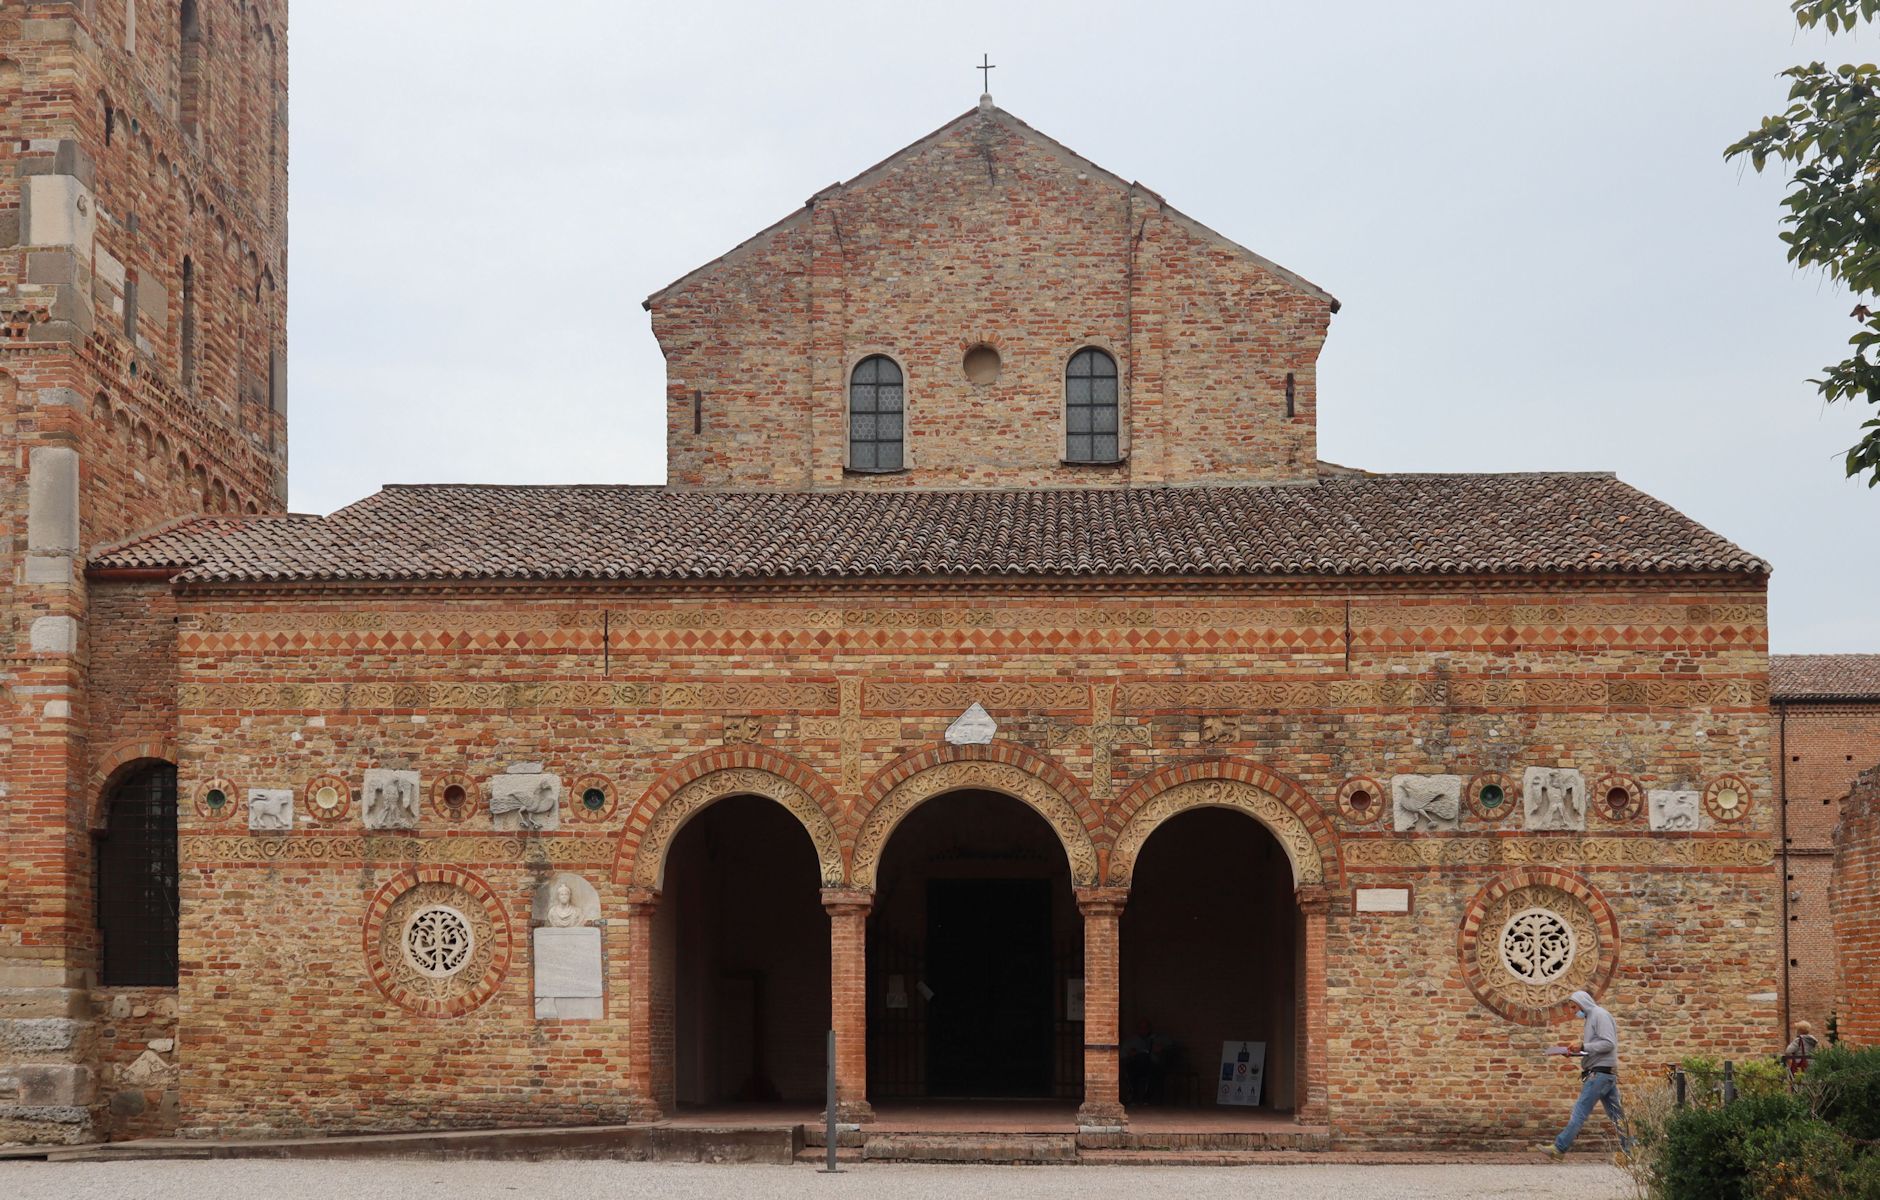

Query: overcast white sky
287,1,1875,652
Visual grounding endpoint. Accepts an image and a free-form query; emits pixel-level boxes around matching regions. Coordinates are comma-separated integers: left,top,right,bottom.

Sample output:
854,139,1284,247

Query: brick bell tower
1,1,287,1143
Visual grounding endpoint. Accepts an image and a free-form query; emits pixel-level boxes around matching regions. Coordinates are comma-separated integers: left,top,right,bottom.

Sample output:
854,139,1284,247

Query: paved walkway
1,1158,1630,1199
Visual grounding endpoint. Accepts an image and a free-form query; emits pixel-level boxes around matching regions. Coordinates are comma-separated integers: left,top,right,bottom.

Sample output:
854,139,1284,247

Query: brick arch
87,740,178,832
850,742,1099,890
614,746,845,890
1106,758,1340,889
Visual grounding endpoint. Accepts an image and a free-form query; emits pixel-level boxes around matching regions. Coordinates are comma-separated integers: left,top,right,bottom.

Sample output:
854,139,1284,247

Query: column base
1076,1100,1128,1132
830,1098,874,1124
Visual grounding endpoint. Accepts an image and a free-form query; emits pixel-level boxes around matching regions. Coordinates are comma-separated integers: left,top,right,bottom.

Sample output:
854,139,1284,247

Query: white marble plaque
945,702,998,746
534,926,603,1020
247,788,293,831
1649,789,1702,832
1392,774,1463,832
361,769,420,830
492,773,562,831
1522,767,1587,831
1355,887,1412,914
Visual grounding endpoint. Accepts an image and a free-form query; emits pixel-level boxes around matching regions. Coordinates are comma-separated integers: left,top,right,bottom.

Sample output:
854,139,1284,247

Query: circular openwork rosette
194,776,239,822
429,773,476,823
1466,771,1518,822
362,867,511,1017
1592,773,1643,824
1336,777,1385,825
1458,869,1619,1025
1704,775,1753,823
303,774,352,823
572,774,617,823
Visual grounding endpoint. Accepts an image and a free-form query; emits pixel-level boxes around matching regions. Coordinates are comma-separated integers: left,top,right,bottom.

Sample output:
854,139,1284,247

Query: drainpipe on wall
1779,700,1790,1039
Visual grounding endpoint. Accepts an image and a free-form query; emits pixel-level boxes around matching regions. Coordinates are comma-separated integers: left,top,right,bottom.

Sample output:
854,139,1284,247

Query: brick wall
650,103,1332,491
89,579,1778,1148
1776,702,1880,1035
0,0,287,1144
1832,766,1880,1046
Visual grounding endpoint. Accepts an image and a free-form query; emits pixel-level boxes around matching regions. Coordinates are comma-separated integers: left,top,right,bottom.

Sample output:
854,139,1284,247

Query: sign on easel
1217,1040,1266,1106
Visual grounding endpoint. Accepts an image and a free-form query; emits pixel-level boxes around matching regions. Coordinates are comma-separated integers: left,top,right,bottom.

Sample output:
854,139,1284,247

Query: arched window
95,763,179,987
848,355,904,472
179,0,204,141
1065,348,1119,463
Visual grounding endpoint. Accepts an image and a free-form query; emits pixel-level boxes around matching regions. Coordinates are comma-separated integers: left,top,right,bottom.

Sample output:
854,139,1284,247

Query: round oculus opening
1347,789,1372,813
1605,786,1631,815
1715,787,1742,812
582,787,607,812
1479,784,1505,809
313,785,341,811
442,784,467,812
962,344,1001,386
204,788,227,809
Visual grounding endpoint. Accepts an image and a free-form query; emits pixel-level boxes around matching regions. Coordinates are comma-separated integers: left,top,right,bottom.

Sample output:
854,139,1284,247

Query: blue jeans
1556,1071,1633,1153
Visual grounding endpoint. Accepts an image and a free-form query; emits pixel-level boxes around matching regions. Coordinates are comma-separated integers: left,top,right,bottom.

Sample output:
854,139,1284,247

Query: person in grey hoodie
1547,989,1634,1159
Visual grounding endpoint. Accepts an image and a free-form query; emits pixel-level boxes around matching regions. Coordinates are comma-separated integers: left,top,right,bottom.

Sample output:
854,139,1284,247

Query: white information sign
1217,1040,1266,1107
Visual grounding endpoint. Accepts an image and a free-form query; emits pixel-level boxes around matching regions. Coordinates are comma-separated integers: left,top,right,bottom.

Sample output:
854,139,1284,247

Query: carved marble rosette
1459,870,1618,1025
363,867,512,1017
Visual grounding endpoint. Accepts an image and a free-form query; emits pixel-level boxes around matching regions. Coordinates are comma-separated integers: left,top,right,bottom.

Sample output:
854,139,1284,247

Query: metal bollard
1674,1067,1687,1109
1722,1059,1737,1106
820,1028,841,1174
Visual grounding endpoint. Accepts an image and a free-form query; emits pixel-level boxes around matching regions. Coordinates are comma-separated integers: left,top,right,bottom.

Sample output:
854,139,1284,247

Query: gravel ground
1,1158,1631,1200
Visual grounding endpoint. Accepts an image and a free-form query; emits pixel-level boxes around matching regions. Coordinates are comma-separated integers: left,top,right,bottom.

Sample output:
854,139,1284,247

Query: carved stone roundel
404,905,474,978
1499,907,1575,984
364,868,512,1017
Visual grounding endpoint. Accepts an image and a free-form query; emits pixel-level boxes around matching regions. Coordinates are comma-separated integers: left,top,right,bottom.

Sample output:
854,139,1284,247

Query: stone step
1078,1125,1333,1153
862,1132,1080,1164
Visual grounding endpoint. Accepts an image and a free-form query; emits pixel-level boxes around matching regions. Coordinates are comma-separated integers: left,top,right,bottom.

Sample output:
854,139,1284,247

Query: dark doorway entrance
926,878,1053,1097
1120,807,1300,1112
659,793,829,1109
867,789,1080,1102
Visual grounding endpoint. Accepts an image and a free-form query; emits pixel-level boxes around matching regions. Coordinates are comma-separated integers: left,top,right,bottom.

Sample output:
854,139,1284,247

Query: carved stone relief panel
944,703,998,746
361,769,421,831
531,873,602,927
246,788,293,832
490,772,562,832
1521,767,1587,832
1649,789,1702,832
1392,775,1463,832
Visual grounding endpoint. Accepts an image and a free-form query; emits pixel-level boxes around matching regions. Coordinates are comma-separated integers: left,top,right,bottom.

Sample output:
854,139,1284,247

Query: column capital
821,887,874,916
623,886,661,911
1295,883,1331,913
1075,885,1130,917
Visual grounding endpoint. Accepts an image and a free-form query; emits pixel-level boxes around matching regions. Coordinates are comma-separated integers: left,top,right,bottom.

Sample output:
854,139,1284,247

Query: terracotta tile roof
1771,654,1880,702
89,473,1767,586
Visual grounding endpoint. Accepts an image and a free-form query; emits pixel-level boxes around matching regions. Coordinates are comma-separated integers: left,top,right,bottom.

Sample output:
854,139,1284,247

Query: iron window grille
849,355,905,472
1065,348,1120,463
95,763,180,987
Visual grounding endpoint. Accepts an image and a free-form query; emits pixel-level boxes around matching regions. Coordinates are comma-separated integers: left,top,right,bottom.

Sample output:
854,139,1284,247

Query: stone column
621,887,664,1121
1296,884,1331,1125
1076,886,1130,1131
822,888,874,1122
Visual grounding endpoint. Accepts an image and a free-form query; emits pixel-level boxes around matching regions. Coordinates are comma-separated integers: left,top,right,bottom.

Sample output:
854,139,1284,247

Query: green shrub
1658,1092,1810,1200
1741,1111,1851,1200
1803,1044,1880,1144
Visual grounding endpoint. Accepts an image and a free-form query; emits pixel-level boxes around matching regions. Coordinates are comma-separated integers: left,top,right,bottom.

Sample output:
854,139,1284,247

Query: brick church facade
5,3,1785,1151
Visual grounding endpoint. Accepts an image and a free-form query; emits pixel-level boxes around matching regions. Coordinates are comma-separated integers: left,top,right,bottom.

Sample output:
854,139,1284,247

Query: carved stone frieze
631,767,844,889
1108,778,1325,887
1392,775,1464,832
362,769,421,831
867,681,1091,712
1342,835,1773,868
179,679,839,713
1649,790,1702,832
1521,768,1587,832
180,834,618,868
851,760,1098,890
1118,677,1767,713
